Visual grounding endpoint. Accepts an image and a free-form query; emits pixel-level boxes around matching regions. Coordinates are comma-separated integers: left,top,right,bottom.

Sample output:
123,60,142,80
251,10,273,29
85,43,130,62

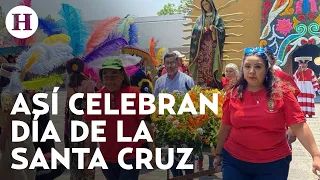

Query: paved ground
47,91,320,180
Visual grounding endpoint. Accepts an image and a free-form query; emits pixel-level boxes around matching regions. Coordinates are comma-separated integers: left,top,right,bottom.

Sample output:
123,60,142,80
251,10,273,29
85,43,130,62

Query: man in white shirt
154,52,194,97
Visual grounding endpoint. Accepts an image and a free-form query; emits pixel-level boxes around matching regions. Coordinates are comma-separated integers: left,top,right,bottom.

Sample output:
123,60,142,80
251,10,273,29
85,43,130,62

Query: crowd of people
1,0,320,179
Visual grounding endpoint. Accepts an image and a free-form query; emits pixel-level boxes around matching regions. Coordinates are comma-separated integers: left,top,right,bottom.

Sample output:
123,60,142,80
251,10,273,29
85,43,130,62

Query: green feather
118,15,134,41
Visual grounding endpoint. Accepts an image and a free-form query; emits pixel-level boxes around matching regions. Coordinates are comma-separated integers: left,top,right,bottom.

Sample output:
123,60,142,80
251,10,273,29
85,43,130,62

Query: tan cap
172,51,185,58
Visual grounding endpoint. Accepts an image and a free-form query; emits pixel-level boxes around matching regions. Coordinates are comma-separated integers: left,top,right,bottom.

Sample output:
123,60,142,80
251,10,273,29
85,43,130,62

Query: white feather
15,42,73,75
29,43,73,75
87,57,105,69
15,48,33,70
118,54,142,67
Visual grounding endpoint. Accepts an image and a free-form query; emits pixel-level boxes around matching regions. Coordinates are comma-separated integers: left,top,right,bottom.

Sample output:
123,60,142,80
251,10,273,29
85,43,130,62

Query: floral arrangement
151,86,225,155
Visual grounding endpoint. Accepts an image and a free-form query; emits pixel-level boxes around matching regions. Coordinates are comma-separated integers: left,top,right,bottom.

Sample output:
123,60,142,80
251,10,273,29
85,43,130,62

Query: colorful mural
259,0,320,67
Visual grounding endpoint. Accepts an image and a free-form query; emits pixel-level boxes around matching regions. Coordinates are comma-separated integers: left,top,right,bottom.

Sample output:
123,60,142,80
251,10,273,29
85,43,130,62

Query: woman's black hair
235,52,275,100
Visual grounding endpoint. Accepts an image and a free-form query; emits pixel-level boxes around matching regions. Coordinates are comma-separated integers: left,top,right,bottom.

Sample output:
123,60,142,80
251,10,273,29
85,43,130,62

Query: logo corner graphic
5,6,39,39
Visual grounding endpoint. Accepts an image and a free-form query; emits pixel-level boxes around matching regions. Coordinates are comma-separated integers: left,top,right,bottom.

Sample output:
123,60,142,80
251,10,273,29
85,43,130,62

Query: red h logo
12,13,32,30
5,6,39,39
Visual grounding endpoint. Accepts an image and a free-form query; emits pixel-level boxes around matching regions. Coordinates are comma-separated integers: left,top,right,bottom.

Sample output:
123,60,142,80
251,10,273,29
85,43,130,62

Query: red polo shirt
222,77,229,90
222,85,306,163
83,85,145,163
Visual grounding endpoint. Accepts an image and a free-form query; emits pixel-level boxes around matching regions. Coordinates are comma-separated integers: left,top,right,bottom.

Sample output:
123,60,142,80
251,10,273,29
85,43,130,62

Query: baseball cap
172,51,185,58
100,57,130,85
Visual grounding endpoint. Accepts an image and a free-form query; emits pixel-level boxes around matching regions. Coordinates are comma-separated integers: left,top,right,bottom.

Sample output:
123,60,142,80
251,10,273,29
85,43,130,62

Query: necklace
251,92,261,104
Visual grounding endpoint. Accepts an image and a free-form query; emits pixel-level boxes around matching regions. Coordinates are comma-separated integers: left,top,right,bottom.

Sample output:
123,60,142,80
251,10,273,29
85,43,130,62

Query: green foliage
157,3,176,16
157,0,193,16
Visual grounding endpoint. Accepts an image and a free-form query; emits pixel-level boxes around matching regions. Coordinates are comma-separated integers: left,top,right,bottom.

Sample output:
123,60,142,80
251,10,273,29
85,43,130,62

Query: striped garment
294,68,319,116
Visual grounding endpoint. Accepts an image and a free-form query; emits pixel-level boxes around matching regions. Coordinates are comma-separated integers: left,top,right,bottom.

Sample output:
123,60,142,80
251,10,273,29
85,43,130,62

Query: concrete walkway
47,91,320,180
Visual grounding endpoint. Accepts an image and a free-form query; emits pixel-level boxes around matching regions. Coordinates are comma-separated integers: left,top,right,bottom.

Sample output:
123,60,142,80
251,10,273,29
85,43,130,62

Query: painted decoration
260,0,320,66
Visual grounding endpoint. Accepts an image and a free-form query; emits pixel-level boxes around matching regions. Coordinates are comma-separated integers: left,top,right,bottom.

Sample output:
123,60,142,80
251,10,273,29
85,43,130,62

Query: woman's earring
265,76,268,82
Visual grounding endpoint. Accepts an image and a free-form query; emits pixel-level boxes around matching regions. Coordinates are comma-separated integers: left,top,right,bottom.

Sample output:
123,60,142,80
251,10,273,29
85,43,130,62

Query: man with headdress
293,57,319,118
189,0,225,89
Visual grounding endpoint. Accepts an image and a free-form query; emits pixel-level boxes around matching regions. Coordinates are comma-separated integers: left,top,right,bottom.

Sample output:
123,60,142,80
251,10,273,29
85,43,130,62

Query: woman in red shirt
214,47,320,179
222,63,239,91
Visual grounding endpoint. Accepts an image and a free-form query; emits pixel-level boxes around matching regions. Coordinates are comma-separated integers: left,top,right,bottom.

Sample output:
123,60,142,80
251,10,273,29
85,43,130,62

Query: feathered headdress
56,4,128,81
83,33,128,64
118,54,142,67
42,34,71,45
58,3,89,57
149,37,158,66
66,58,84,73
85,17,120,55
118,15,134,42
16,33,72,71
124,65,140,77
156,47,166,65
121,46,151,61
128,23,138,46
16,42,73,75
13,37,73,90
18,0,32,6
22,74,64,90
82,32,128,80
38,18,63,36
117,15,139,46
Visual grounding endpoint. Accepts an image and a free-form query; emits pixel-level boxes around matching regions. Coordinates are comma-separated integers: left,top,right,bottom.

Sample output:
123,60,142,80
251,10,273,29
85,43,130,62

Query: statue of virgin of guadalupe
189,0,225,89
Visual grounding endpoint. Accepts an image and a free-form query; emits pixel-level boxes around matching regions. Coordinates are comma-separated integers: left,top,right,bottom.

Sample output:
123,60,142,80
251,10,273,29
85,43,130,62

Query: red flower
301,39,308,45
298,14,305,21
286,46,292,52
309,38,315,44
308,14,316,20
